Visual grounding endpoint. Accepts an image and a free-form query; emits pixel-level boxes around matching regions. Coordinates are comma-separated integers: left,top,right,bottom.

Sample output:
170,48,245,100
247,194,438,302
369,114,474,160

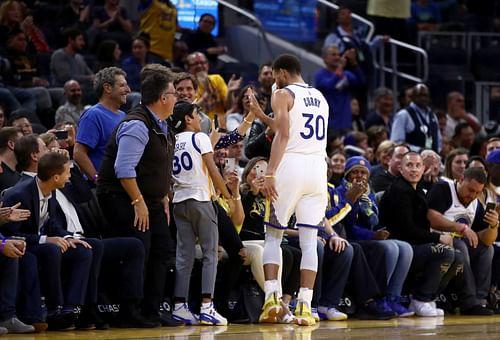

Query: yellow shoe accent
294,302,316,326
259,292,282,323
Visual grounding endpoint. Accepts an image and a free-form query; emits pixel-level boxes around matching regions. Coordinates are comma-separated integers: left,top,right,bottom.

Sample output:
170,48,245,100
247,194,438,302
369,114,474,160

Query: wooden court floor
3,316,500,339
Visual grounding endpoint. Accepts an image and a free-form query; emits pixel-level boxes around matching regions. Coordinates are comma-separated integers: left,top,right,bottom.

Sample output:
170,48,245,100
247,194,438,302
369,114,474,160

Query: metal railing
475,82,500,123
316,0,375,42
373,38,428,96
215,0,274,59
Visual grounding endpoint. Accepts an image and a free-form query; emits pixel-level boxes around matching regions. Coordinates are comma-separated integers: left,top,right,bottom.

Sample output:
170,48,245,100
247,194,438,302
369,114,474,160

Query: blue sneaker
387,296,415,317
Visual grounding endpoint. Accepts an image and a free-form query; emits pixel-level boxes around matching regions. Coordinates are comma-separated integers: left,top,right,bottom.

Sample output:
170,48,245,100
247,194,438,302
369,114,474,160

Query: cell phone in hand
255,163,267,178
224,158,236,173
54,130,68,140
486,202,496,214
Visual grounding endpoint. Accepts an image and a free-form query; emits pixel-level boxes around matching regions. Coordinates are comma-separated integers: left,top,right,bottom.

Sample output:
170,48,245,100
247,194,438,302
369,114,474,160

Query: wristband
0,239,5,253
131,195,143,206
264,174,275,179
243,118,253,124
231,196,241,201
490,221,499,229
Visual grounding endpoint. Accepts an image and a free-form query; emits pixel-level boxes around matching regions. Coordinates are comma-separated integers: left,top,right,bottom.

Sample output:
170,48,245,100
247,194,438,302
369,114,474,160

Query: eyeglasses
163,91,177,98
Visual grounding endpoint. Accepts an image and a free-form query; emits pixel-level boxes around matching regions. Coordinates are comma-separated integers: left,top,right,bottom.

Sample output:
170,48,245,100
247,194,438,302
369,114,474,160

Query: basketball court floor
4,316,500,339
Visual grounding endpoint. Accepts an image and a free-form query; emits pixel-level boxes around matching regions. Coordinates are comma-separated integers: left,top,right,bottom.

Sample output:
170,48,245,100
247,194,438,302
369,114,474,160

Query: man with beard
55,80,86,125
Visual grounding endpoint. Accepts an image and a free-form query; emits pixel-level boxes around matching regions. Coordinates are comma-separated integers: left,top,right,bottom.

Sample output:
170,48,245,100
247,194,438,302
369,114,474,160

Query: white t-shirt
172,131,214,203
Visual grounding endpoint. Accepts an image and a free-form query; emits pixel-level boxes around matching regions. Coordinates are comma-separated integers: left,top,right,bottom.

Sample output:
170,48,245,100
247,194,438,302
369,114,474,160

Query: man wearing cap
96,71,180,326
336,156,414,317
426,167,497,315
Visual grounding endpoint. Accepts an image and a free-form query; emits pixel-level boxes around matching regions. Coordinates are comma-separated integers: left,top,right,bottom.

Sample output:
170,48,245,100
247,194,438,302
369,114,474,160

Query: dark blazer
379,176,441,245
0,177,70,246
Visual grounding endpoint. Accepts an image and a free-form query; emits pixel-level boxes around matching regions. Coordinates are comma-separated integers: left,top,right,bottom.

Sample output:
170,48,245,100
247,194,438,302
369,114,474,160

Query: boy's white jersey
283,83,329,157
172,131,214,203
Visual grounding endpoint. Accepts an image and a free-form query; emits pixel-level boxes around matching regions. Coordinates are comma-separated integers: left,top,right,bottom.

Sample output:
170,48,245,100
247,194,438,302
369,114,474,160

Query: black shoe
116,312,161,328
159,312,183,327
357,300,396,320
47,312,77,331
76,307,109,330
461,305,494,316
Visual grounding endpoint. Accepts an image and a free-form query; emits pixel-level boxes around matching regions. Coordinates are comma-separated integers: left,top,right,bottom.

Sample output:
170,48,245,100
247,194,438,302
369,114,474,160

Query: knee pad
263,228,284,266
298,227,319,271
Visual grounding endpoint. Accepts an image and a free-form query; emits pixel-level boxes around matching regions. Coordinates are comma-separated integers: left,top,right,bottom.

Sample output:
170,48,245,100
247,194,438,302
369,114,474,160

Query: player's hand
134,200,149,232
262,176,278,202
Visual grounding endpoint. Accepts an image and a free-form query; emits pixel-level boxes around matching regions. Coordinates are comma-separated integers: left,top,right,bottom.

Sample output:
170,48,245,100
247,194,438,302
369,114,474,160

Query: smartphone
54,130,68,140
486,202,496,214
224,158,236,173
255,163,267,178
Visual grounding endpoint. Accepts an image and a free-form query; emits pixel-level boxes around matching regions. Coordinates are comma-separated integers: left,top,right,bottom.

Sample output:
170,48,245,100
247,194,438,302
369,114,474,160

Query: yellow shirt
139,0,177,61
196,74,228,120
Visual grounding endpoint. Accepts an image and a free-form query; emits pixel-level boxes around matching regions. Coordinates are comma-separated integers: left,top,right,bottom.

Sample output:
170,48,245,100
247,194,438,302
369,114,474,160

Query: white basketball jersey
172,131,214,203
283,83,329,157
442,180,478,227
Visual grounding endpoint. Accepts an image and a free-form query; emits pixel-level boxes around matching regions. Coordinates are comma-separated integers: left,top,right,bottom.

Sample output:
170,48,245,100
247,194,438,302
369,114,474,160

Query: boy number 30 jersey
172,131,213,203
284,83,329,157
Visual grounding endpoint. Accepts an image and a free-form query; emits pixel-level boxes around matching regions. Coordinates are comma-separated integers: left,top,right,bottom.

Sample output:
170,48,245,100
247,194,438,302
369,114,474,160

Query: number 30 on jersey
300,113,326,140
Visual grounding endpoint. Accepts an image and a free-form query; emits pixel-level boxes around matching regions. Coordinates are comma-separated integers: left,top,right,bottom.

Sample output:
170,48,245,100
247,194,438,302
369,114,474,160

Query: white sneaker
429,301,445,316
409,299,437,317
199,303,228,326
311,307,320,322
317,306,348,321
172,303,198,325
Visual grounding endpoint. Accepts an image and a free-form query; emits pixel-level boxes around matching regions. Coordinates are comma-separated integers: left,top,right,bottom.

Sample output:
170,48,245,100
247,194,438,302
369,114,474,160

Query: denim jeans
410,243,461,302
381,239,414,298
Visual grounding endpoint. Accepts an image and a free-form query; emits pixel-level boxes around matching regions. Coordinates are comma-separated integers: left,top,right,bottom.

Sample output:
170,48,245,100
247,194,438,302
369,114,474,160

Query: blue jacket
335,180,380,241
315,67,365,130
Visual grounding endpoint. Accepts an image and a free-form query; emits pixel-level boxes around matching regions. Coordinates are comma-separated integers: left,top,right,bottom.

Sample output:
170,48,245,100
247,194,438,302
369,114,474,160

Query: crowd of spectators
0,0,500,335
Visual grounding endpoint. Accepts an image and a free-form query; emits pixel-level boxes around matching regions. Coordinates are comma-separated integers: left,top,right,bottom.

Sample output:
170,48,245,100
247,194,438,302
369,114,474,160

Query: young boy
169,101,235,325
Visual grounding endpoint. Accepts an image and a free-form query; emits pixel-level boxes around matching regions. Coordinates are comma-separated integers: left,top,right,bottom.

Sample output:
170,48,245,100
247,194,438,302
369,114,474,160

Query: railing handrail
315,0,375,42
388,38,429,82
215,0,274,59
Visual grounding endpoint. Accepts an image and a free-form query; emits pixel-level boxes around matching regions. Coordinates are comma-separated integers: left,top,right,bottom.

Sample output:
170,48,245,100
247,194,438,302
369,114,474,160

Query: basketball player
260,54,329,326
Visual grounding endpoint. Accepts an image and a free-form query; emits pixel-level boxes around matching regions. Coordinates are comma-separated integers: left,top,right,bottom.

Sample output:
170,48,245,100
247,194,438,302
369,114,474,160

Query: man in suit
1,152,93,330
14,134,157,328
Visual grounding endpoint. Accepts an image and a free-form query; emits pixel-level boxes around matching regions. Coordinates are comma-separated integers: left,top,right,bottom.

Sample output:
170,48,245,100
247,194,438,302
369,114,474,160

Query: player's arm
265,89,292,177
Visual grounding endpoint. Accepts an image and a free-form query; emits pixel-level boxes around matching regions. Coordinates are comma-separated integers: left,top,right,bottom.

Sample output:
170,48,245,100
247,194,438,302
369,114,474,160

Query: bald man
55,80,85,124
390,83,442,153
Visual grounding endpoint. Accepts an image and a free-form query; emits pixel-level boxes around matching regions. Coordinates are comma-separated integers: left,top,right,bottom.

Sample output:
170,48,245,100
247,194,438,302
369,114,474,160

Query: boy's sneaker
357,300,396,320
294,301,316,326
172,303,198,325
199,303,228,326
311,307,320,322
259,292,282,323
387,297,415,317
409,299,437,317
317,306,348,321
